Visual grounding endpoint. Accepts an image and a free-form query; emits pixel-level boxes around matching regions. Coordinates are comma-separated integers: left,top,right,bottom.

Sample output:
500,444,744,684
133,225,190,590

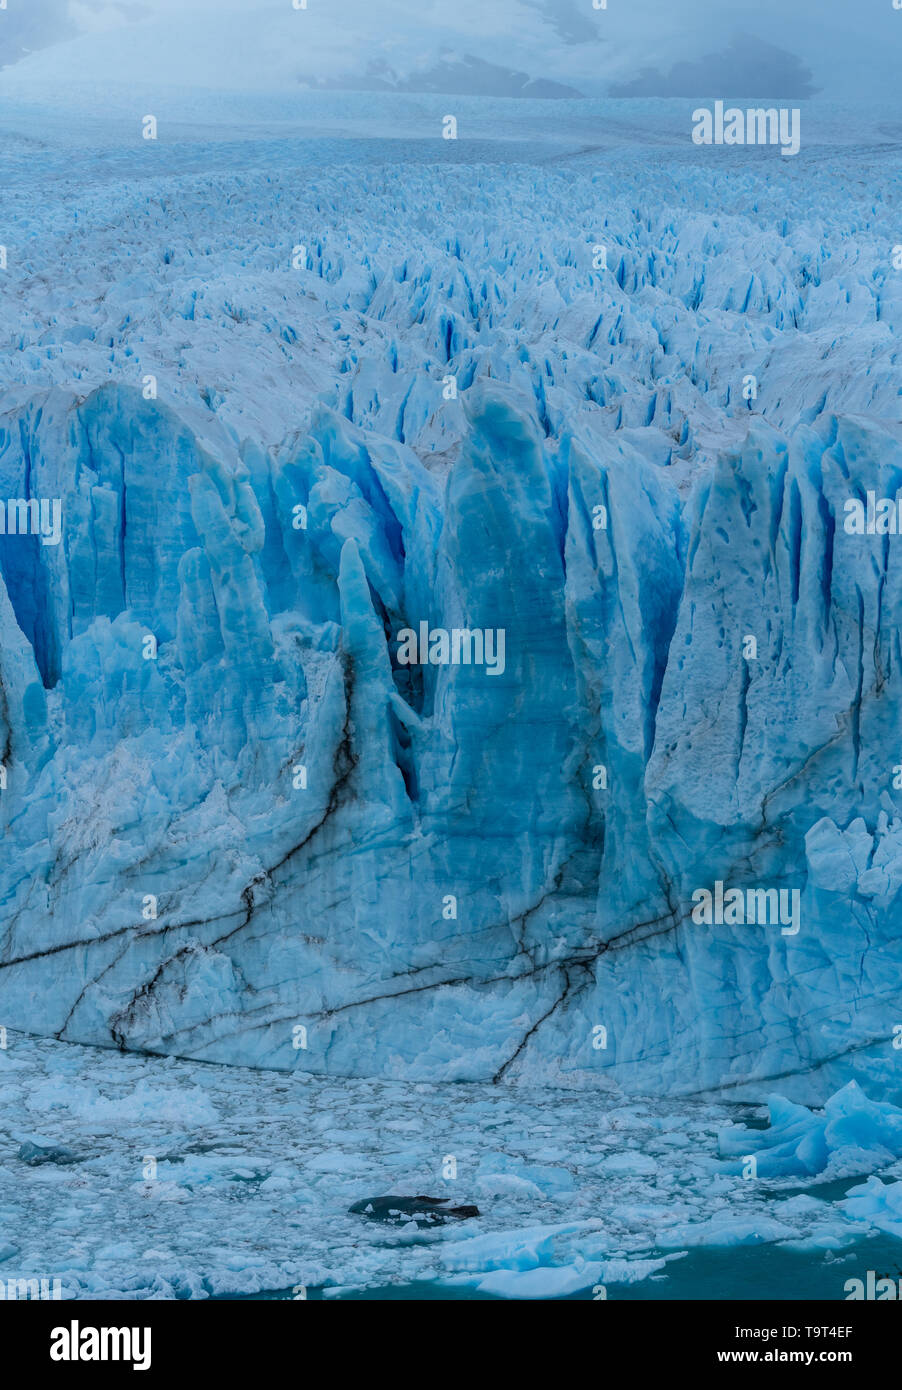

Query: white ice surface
0,1032,893,1299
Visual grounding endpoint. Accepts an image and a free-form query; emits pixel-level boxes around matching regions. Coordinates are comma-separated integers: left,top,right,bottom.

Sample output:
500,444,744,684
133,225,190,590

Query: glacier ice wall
2,103,902,1102
1,380,902,1101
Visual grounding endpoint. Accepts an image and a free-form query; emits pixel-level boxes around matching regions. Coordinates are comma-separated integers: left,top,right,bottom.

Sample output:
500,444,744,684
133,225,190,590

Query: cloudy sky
2,0,897,98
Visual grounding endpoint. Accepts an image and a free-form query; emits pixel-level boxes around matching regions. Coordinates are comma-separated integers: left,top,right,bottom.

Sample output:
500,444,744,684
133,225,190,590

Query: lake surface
220,1233,902,1301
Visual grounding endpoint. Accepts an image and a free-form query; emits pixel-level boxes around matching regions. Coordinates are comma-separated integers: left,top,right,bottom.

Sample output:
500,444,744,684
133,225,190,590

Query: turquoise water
613,1238,902,1301
216,1233,902,1301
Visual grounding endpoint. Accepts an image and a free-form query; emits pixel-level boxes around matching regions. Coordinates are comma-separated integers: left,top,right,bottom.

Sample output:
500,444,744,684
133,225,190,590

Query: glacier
1,55,902,1298
1,90,901,1104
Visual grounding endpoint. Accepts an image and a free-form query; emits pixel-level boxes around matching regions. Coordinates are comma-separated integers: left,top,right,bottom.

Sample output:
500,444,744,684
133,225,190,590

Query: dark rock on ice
348,1195,480,1225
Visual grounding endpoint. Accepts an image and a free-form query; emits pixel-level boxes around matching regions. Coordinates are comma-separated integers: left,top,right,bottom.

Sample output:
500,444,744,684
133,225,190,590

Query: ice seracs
0,89,899,1104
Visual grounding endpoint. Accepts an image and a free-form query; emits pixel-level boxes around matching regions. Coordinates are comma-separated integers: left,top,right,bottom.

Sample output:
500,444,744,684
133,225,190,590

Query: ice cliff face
1,98,901,1102
2,382,901,1101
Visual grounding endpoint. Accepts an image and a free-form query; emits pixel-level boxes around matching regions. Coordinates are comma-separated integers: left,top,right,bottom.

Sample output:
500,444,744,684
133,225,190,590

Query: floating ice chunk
95,1242,137,1262
841,1176,902,1239
464,1262,605,1300
474,1173,545,1200
719,1083,902,1179
16,1138,80,1166
597,1150,658,1176
600,1256,673,1284
657,1214,797,1249
475,1153,575,1197
442,1220,601,1274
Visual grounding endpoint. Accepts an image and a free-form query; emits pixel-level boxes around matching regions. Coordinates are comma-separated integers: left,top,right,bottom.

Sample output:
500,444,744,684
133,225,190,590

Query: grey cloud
609,34,819,99
523,0,603,45
0,0,77,67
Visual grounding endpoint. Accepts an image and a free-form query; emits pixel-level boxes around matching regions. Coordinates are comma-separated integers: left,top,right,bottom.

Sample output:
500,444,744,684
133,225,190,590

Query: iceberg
719,1083,902,1178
